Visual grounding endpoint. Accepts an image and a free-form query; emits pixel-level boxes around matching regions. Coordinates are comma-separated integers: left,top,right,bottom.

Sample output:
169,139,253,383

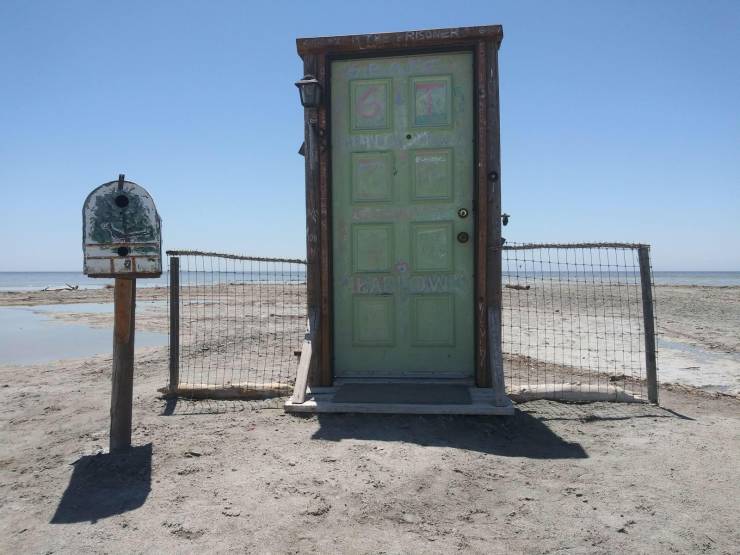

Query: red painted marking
357,85,383,118
415,81,445,115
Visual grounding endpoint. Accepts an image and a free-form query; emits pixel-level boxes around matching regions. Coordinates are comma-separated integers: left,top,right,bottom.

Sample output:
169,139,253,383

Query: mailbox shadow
51,444,152,524
310,410,587,459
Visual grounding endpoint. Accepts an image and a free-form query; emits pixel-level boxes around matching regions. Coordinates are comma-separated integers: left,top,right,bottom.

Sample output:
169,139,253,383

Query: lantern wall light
295,74,322,108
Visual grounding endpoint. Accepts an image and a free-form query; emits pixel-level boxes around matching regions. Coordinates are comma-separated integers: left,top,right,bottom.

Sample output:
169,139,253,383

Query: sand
1,285,739,552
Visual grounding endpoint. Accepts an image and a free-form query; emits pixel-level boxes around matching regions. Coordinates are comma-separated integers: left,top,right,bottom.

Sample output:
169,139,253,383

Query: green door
331,51,475,379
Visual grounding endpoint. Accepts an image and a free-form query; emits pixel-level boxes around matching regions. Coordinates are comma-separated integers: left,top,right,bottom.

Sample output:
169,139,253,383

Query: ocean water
0,271,306,292
652,271,740,286
0,272,166,291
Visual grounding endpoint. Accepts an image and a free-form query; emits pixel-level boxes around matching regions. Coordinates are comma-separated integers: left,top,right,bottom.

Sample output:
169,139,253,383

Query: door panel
331,52,474,378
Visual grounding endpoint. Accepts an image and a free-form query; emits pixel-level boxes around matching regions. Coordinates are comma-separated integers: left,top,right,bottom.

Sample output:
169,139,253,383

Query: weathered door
331,51,475,378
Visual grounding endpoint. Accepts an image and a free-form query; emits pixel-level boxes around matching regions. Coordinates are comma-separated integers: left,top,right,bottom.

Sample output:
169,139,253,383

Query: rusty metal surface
317,54,332,387
297,25,503,55
485,40,506,401
301,53,324,386
475,40,490,387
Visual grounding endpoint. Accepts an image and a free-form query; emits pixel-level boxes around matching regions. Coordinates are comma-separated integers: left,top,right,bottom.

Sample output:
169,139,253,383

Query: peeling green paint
90,191,157,244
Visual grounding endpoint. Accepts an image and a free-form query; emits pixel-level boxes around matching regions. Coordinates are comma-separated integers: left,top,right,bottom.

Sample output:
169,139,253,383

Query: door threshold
333,377,475,385
284,384,514,415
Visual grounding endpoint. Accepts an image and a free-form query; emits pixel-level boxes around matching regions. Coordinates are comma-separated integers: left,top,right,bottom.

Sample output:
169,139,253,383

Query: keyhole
405,133,412,140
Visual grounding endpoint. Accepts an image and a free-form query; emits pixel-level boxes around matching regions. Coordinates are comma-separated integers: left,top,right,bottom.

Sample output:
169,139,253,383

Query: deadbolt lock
457,232,470,244
457,208,469,218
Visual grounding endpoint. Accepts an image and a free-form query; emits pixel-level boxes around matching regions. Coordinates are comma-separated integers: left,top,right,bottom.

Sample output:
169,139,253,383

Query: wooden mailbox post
83,174,162,450
285,26,513,415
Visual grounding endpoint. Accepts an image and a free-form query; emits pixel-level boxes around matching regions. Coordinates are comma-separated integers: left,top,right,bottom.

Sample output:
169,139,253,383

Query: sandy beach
1,285,738,552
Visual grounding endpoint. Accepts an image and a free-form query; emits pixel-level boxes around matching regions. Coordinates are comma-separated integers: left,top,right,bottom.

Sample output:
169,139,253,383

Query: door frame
298,26,504,388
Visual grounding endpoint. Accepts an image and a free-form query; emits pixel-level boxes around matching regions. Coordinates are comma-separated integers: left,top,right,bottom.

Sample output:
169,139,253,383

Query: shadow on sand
51,444,152,524
311,409,587,459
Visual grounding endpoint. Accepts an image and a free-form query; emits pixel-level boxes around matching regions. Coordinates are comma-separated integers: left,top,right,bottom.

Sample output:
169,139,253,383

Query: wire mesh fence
164,243,657,410
501,243,658,403
165,250,306,410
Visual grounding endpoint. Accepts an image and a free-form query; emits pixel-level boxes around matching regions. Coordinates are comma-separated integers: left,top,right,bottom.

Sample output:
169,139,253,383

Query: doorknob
457,232,469,244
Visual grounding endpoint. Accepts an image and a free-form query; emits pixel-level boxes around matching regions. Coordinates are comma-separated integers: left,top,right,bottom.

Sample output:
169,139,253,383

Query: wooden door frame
298,25,504,388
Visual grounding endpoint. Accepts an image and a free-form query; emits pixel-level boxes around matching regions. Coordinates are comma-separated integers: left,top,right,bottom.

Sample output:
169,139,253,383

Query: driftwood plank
291,312,317,404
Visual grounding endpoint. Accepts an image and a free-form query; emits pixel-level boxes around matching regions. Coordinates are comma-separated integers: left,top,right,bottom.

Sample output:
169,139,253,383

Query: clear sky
1,0,738,271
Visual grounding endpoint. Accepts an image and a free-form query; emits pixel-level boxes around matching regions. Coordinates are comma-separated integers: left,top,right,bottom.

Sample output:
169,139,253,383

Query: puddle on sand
29,301,166,314
0,303,167,365
657,337,740,394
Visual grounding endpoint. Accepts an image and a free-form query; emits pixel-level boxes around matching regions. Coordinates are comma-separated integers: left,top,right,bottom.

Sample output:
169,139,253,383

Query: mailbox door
331,52,475,378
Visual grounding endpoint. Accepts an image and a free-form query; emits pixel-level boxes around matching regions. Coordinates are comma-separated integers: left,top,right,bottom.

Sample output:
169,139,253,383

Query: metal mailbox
82,175,162,278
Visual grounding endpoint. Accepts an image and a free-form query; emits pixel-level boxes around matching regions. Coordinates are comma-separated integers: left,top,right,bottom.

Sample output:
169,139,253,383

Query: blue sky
1,0,738,271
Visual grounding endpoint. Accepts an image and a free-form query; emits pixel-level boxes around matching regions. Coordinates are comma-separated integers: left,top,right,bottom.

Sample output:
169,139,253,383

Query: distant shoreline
1,270,739,292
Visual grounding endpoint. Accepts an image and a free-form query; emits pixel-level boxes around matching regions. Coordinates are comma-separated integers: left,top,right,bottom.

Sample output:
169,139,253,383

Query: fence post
110,277,136,451
638,246,658,404
169,256,180,394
